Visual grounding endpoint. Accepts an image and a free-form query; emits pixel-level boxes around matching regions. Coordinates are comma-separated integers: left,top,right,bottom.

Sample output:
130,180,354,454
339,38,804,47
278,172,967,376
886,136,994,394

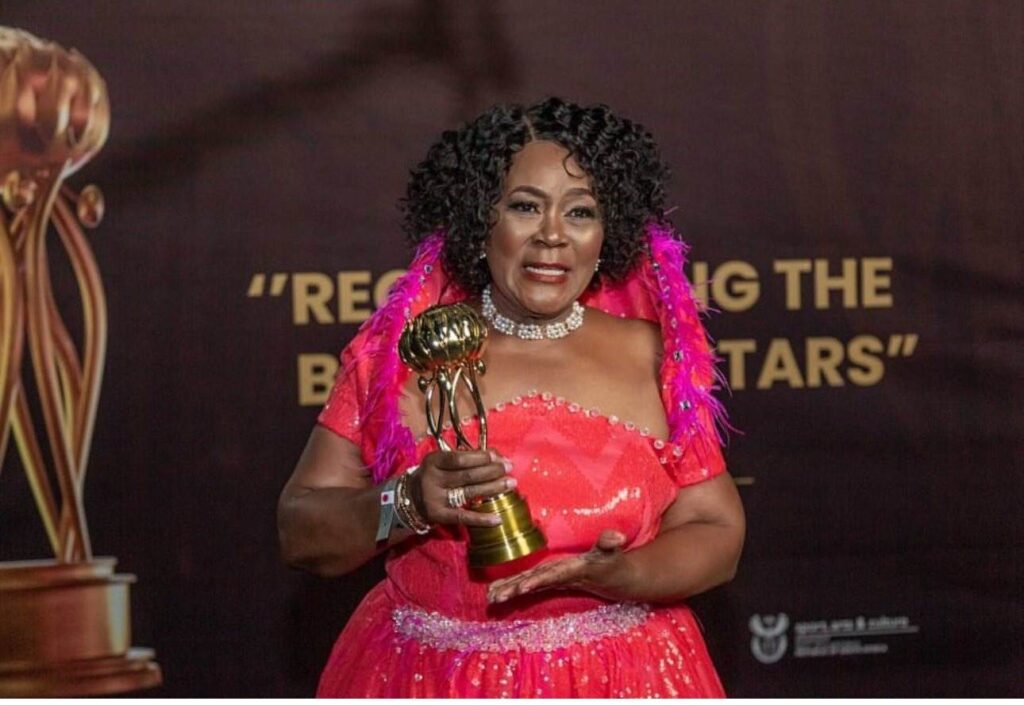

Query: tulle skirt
316,581,725,698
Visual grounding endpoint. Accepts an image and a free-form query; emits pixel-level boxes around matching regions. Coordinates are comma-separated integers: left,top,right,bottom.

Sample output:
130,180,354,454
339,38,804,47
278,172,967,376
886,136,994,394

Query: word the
690,257,893,312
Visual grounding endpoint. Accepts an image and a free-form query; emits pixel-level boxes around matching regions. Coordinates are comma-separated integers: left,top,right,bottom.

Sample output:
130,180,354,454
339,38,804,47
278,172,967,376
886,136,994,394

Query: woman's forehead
504,140,591,191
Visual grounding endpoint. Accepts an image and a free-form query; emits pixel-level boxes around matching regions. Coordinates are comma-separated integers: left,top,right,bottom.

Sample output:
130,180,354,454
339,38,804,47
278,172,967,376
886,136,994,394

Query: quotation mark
248,273,289,297
886,334,918,357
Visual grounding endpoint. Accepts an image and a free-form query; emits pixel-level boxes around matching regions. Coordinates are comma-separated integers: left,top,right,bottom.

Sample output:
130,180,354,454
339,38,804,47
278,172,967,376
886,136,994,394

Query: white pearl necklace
480,285,585,340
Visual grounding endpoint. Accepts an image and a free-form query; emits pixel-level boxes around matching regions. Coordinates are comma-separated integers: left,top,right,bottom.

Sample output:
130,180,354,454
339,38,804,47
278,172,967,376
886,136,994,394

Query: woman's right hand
411,449,516,528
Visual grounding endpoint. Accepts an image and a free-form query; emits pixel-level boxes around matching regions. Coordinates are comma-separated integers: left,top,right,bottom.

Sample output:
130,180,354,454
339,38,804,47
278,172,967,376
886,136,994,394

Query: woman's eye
567,206,597,219
508,200,540,213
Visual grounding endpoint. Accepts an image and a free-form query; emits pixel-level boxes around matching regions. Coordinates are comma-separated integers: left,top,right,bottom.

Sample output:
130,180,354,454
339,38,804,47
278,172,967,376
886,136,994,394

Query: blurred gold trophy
399,303,546,567
0,28,160,695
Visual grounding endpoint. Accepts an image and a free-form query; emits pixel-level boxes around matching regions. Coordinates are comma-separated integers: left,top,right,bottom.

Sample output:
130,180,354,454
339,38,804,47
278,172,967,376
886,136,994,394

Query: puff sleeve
316,340,366,447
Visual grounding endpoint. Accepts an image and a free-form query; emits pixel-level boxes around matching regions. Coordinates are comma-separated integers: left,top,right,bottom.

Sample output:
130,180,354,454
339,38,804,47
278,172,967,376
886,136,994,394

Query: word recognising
248,269,406,324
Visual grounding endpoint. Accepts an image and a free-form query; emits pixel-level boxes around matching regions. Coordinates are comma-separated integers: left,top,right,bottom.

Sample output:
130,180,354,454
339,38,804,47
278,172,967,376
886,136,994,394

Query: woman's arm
278,427,513,577
277,427,408,577
487,472,745,604
599,472,746,602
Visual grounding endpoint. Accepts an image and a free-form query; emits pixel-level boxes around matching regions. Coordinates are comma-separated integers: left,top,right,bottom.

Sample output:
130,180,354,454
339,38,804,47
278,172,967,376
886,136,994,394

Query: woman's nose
537,212,567,245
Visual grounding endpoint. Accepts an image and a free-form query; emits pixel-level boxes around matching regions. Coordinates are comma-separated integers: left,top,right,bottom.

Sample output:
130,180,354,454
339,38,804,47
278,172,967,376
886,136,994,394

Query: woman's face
485,140,604,322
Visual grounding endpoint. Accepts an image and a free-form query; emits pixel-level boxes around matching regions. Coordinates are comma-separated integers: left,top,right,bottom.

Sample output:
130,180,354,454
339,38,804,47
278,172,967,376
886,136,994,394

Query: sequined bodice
384,392,685,621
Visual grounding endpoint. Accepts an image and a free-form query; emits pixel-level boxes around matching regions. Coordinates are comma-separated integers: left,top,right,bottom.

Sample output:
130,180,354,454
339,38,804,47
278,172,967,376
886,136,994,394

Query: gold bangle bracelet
394,465,432,535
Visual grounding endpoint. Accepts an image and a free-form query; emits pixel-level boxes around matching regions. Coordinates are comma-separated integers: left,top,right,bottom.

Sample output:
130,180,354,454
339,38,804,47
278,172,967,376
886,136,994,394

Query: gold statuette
0,28,160,695
399,303,546,567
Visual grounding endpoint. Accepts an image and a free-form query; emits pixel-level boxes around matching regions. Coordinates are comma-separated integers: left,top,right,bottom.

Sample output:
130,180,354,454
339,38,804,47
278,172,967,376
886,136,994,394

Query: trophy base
0,558,162,697
467,491,547,567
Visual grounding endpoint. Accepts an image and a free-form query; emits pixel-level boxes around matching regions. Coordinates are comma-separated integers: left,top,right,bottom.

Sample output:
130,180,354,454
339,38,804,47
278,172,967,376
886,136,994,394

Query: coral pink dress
316,391,727,698
313,225,730,697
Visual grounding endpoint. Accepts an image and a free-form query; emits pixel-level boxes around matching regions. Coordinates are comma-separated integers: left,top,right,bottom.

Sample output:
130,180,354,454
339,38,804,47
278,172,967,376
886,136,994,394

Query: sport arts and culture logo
749,612,919,664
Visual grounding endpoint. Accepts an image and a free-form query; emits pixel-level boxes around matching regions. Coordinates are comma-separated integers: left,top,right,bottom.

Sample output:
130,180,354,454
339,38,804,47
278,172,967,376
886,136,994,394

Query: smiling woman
277,97,745,698
485,141,604,321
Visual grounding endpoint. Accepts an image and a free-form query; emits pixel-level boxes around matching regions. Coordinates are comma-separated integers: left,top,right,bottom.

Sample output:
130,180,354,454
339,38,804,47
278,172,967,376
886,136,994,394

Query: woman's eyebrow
564,187,595,199
507,185,595,199
507,185,549,199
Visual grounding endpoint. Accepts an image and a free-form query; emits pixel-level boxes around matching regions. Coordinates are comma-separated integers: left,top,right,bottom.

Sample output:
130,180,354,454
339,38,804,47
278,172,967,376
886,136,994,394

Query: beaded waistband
391,603,651,654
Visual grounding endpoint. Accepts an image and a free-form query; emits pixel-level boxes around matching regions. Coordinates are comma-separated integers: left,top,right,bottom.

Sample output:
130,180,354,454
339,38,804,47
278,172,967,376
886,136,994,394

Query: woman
278,97,745,698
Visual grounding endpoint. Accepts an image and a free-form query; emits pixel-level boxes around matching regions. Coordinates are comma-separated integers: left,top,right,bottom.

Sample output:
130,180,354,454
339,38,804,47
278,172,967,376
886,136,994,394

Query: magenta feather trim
347,233,448,482
643,222,731,466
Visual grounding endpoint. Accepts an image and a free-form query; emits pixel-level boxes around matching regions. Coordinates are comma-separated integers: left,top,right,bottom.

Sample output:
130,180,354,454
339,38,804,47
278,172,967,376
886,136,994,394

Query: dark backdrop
1,0,1021,697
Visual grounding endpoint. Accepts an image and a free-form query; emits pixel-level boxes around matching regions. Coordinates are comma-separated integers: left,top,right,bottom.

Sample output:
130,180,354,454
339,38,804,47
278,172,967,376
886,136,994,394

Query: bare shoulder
582,307,663,370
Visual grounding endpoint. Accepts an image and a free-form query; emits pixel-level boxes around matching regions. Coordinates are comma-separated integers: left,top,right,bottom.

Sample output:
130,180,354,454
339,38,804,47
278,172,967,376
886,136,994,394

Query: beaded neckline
412,390,691,467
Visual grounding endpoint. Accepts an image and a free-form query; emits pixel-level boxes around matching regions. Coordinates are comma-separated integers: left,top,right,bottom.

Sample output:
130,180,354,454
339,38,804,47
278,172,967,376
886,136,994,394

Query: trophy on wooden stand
399,303,546,567
0,28,161,696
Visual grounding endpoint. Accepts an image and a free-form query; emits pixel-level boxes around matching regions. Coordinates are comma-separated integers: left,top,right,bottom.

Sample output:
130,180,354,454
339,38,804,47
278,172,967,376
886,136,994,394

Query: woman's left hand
487,529,629,604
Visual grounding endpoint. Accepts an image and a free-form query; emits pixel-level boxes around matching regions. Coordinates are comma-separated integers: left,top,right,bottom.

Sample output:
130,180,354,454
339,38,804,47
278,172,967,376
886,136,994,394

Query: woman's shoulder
582,307,663,369
585,306,662,343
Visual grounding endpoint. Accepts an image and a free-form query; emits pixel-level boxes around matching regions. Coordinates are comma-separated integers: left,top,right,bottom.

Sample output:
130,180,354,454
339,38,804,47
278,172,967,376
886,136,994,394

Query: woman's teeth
525,266,566,275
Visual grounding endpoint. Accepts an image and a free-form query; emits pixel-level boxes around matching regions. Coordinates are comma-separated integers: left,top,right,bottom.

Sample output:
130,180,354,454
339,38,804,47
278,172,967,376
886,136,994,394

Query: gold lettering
338,271,372,323
292,273,334,325
298,354,339,406
773,259,813,310
861,257,893,308
712,261,760,312
756,338,804,389
813,258,858,309
848,335,885,386
805,336,845,387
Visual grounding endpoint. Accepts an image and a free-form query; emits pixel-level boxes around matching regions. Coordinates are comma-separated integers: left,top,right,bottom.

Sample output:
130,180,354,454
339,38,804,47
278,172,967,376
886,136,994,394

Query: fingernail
502,459,514,472
489,449,499,462
505,477,518,490
489,515,503,526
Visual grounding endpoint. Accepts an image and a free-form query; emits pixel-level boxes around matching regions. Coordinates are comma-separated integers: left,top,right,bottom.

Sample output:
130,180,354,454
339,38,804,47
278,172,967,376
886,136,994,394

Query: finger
488,568,537,595
595,529,627,551
442,507,503,528
463,476,518,501
434,449,500,470
439,461,510,488
488,560,578,602
488,565,545,602
490,577,530,603
520,562,583,595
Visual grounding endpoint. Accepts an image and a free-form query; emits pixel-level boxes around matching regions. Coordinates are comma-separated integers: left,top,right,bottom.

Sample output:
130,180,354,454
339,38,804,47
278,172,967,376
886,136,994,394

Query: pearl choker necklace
481,285,585,340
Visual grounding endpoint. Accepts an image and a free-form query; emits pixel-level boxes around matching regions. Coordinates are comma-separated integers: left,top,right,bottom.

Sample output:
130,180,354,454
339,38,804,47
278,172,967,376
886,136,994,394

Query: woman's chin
518,300,576,321
512,282,584,314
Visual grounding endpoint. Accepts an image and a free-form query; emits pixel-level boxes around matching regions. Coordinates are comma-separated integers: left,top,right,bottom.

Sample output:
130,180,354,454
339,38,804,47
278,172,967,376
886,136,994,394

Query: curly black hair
400,97,673,294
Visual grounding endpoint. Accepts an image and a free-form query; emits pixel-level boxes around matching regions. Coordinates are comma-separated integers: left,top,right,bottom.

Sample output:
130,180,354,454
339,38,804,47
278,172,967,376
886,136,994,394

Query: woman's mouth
523,264,570,283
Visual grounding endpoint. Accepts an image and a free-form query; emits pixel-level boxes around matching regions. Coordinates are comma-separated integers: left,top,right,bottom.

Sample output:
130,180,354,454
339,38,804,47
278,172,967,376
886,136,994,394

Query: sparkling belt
391,602,651,653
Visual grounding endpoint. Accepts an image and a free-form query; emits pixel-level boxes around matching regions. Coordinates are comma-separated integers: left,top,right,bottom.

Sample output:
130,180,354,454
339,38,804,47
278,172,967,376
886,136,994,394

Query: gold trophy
0,28,160,695
398,303,546,567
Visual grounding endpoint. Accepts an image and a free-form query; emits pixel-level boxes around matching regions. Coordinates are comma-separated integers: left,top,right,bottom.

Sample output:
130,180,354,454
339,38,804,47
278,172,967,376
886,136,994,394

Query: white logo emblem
749,613,790,664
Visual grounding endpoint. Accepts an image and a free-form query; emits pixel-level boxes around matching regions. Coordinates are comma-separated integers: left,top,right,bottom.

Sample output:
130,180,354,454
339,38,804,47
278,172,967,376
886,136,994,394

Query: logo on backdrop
749,613,790,664
750,612,919,663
